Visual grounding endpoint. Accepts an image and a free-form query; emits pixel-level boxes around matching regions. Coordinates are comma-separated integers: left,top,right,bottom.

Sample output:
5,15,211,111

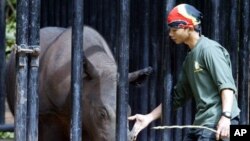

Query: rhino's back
38,26,116,113
40,27,66,55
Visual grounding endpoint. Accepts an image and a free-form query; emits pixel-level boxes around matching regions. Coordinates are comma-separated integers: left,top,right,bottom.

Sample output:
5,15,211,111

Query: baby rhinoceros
5,26,152,141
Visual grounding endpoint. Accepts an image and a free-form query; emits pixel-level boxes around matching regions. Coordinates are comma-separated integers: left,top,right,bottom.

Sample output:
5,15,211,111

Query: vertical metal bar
238,0,249,125
137,0,150,140
109,1,117,54
70,0,84,140
27,0,40,140
67,0,72,26
183,100,194,139
48,0,55,25
89,0,97,27
40,0,48,27
55,0,61,26
0,0,6,124
61,0,68,27
173,44,187,141
161,0,175,141
147,0,159,140
15,0,29,140
129,0,139,121
229,0,239,80
102,0,111,46
218,0,228,47
96,0,103,32
116,0,130,141
210,0,220,42
202,0,211,37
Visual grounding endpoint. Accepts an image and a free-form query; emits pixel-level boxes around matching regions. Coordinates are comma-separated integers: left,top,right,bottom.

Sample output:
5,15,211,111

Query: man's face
168,27,190,44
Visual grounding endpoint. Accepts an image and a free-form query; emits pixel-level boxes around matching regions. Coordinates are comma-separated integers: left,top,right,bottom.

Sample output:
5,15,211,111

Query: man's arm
148,104,162,121
216,89,234,140
221,89,234,113
128,104,162,140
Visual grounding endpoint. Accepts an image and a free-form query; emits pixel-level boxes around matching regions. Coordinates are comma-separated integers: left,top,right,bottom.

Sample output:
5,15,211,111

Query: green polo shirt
173,36,240,126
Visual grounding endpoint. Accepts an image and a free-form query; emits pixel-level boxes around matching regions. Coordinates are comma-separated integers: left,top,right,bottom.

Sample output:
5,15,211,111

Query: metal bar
137,0,150,140
147,0,159,140
66,0,72,26
0,0,6,124
229,0,239,80
61,0,67,27
55,0,61,26
0,124,14,132
109,1,117,54
102,0,111,46
210,0,220,42
96,0,103,32
70,0,84,140
161,0,175,141
238,0,249,125
89,0,98,28
27,0,40,141
129,0,140,127
48,0,55,25
173,44,188,141
183,100,194,139
15,0,29,140
202,0,211,36
218,0,228,47
116,0,130,141
40,0,48,27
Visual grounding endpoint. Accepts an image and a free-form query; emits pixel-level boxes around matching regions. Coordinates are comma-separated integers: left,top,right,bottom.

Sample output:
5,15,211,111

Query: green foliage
1,1,16,138
5,0,16,53
0,132,14,139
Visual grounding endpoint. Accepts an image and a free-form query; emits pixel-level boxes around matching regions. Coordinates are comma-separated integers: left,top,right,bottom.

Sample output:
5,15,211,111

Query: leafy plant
0,132,14,139
5,0,16,54
1,1,15,139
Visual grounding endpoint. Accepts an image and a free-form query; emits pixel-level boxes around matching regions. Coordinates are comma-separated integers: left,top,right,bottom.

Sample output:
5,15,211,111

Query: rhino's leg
39,114,69,141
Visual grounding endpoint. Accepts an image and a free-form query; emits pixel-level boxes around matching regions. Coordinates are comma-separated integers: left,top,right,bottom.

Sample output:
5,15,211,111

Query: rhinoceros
5,26,152,141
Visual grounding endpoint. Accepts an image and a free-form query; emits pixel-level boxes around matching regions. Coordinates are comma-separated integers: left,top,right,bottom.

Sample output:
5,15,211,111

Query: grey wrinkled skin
6,26,135,141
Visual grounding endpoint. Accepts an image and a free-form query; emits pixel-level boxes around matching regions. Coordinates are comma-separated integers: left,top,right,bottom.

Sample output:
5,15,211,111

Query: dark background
0,0,249,140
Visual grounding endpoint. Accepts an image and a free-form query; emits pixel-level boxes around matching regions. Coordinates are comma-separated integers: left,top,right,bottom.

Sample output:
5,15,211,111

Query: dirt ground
0,101,14,141
4,101,14,124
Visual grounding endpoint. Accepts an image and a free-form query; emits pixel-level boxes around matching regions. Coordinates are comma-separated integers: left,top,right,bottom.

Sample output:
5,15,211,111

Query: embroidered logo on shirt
194,61,203,72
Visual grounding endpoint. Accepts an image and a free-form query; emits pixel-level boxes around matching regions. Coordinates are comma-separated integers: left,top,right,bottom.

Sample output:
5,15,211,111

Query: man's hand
128,114,153,141
216,116,231,140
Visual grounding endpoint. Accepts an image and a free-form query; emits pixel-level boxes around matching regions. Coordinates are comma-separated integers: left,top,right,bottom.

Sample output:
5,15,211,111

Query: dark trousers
183,117,239,141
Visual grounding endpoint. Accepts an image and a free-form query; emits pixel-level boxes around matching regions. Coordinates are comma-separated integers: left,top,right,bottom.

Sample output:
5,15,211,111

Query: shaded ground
0,101,14,141
4,101,14,124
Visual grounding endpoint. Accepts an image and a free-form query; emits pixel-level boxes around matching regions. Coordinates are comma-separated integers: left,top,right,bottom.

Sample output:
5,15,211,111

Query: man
128,3,240,141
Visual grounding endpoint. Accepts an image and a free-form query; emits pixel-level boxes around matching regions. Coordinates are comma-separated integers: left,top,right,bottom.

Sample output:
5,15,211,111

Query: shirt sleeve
173,67,192,109
202,45,237,93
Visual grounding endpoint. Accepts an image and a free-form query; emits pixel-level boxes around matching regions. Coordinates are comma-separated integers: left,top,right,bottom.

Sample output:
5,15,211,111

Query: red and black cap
167,4,203,29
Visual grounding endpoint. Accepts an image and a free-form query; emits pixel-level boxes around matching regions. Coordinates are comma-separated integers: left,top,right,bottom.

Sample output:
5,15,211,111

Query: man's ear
187,26,195,31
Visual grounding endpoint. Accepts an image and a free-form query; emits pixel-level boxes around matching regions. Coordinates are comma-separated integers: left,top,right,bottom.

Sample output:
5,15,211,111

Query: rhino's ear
82,71,87,78
82,61,88,79
128,66,153,87
83,59,99,79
